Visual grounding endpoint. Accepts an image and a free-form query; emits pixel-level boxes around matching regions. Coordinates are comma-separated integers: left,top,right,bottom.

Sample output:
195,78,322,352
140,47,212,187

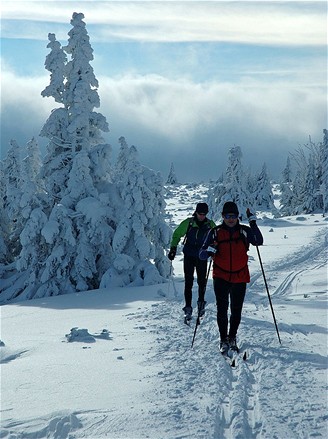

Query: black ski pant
183,254,208,307
213,278,246,340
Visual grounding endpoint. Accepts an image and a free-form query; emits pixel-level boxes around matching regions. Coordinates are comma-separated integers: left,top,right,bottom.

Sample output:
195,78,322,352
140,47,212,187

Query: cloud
1,1,326,46
3,65,323,180
0,65,53,154
1,2,326,185
86,71,327,182
99,72,326,131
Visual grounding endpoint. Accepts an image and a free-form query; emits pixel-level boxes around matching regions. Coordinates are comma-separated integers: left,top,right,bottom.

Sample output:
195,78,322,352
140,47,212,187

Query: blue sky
1,1,327,182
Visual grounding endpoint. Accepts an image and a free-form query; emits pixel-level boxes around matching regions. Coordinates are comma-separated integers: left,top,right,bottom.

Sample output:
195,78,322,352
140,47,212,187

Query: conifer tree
289,146,308,214
20,137,42,219
1,13,171,303
280,182,294,216
282,156,292,183
208,145,250,220
252,163,277,213
64,12,108,152
0,161,10,263
320,129,328,214
288,139,324,214
300,154,322,213
101,138,171,287
13,12,112,300
115,136,130,177
41,33,67,103
40,33,71,202
166,162,178,184
4,140,23,259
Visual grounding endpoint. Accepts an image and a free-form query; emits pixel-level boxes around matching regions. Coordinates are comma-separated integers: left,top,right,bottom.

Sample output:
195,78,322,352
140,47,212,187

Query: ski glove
168,247,177,261
207,246,217,257
246,208,257,226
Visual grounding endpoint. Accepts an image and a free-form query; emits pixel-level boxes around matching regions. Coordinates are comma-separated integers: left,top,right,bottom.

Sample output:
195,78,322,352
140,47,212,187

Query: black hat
222,201,239,215
195,202,209,214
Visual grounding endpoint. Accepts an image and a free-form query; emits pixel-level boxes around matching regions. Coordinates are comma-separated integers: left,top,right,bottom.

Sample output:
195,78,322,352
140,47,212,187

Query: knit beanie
195,202,209,214
222,201,239,215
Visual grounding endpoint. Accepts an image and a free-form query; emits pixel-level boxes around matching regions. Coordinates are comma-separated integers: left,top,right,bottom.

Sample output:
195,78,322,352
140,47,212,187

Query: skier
199,201,263,354
168,202,216,322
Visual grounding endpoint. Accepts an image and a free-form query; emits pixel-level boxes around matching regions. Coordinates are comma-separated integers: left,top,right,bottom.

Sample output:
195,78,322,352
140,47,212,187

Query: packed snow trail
136,218,327,439
1,226,326,439
1,182,327,439
139,269,326,438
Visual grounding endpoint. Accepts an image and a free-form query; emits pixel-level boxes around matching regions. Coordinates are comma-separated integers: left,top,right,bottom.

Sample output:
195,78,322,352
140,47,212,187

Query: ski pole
169,261,178,298
191,259,212,348
255,245,282,344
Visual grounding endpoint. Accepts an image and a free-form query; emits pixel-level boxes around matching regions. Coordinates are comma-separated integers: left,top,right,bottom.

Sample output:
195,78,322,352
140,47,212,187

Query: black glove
168,247,177,261
246,208,257,226
207,245,217,257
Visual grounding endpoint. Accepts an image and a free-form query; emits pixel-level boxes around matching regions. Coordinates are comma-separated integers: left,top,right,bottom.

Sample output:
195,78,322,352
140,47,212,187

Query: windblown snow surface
1,183,327,439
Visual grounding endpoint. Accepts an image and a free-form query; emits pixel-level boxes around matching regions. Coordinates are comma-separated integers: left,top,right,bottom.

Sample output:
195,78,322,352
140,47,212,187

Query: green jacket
171,216,216,258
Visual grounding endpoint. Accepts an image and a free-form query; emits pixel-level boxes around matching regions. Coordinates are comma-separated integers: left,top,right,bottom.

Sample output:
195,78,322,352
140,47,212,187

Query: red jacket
212,225,250,283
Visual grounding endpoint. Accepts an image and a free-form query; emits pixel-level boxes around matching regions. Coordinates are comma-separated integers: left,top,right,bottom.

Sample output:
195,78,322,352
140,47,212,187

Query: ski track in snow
136,285,327,438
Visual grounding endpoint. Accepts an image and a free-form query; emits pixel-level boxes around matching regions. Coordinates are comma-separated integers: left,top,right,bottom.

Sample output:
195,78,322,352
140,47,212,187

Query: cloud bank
1,67,326,182
1,1,326,181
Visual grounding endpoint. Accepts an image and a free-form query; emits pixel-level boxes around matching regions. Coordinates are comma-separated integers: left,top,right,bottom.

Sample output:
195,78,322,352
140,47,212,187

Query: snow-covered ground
1,183,327,439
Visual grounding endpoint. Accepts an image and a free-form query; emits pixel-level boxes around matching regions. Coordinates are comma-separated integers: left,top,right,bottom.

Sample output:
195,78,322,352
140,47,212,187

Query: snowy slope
1,183,327,439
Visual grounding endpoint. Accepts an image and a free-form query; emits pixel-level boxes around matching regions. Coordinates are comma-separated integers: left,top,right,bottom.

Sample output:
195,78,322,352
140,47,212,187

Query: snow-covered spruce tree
115,136,130,177
320,129,328,215
299,153,322,213
15,149,115,301
101,138,171,287
281,156,292,184
279,155,294,215
0,161,10,263
64,12,108,152
20,137,43,220
208,146,251,220
39,33,70,202
4,13,170,303
40,19,109,198
41,33,67,104
288,139,324,214
288,145,308,214
34,152,97,297
166,162,178,184
3,140,23,260
11,12,113,301
244,168,256,207
279,181,295,216
252,163,277,213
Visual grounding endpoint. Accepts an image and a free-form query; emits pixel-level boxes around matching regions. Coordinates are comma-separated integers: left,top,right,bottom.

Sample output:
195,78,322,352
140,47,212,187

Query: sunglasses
197,212,207,215
223,214,238,219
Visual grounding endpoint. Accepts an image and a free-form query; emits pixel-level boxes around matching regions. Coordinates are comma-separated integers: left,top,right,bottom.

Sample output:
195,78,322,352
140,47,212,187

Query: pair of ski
221,347,247,367
184,312,246,366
